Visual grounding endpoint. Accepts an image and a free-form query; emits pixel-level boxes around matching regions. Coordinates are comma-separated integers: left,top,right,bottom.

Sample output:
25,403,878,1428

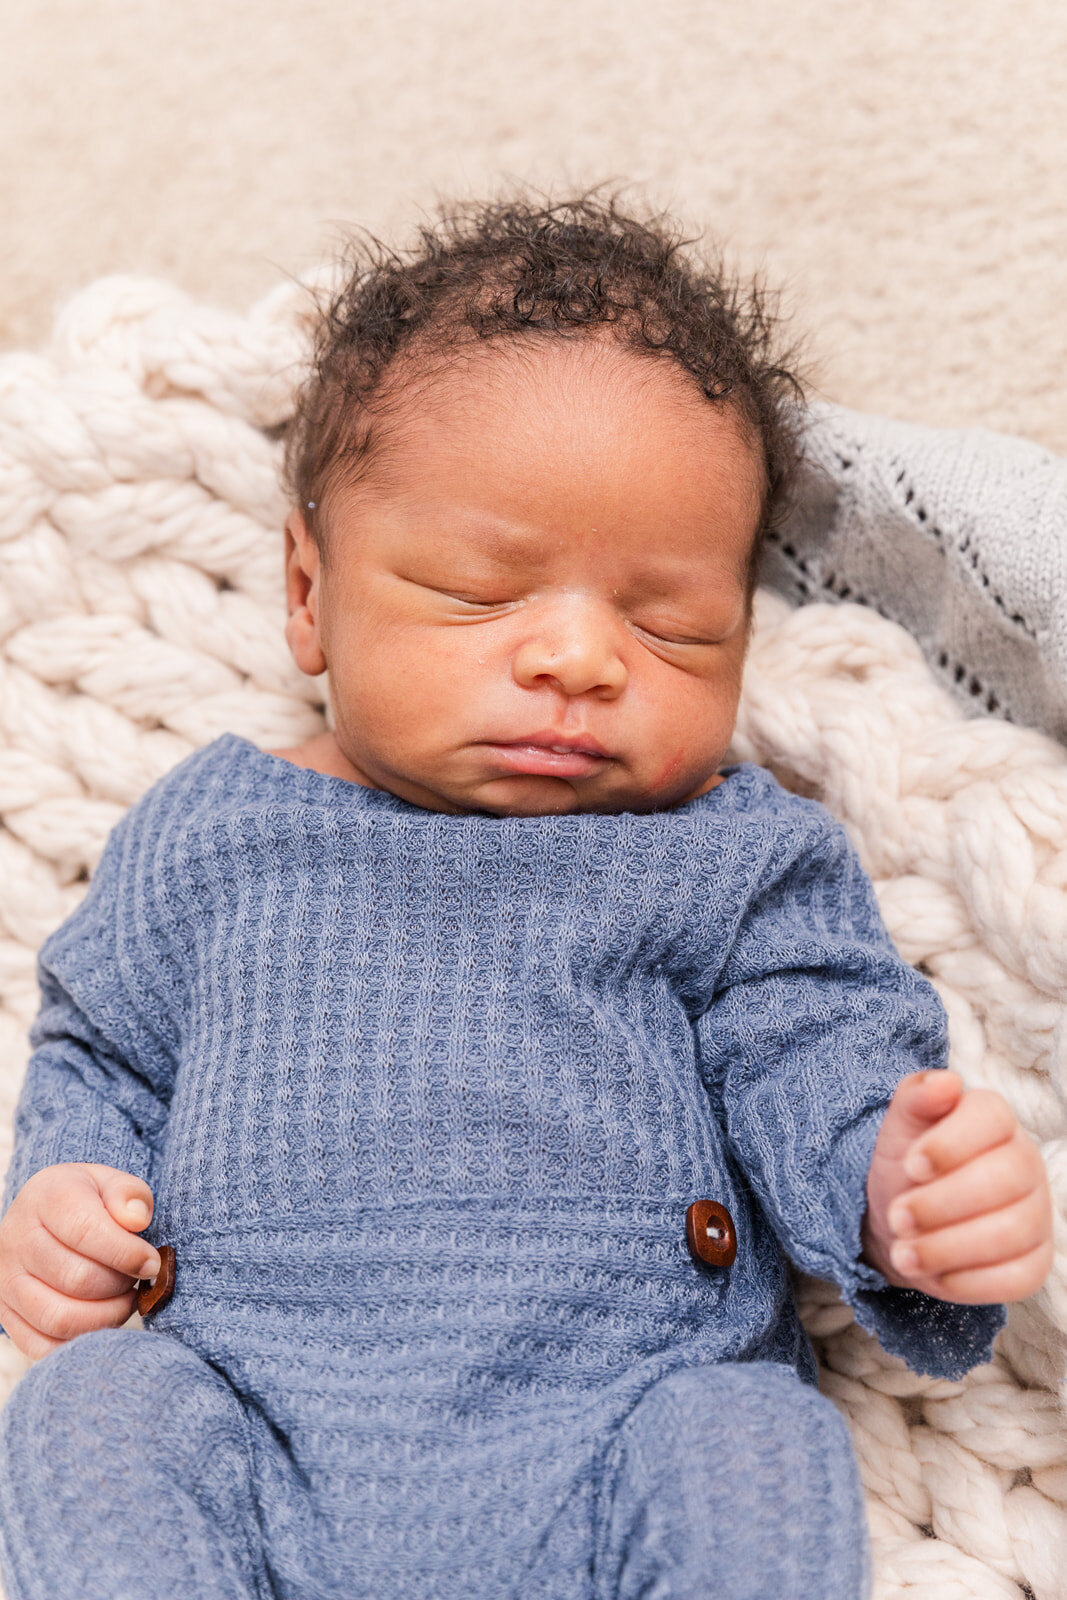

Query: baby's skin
0,336,1054,1360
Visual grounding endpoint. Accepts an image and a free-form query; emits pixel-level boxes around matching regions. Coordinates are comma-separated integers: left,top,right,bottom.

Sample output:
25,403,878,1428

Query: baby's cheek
651,749,685,790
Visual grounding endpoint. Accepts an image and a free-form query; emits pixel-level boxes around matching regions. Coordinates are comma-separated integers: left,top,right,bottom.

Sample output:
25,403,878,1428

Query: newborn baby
0,197,1054,1600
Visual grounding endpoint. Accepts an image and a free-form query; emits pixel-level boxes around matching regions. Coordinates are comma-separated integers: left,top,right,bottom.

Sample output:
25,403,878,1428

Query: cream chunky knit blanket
0,275,1064,1599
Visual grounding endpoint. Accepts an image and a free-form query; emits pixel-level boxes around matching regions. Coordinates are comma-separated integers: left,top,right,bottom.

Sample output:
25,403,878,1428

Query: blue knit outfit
0,734,1004,1600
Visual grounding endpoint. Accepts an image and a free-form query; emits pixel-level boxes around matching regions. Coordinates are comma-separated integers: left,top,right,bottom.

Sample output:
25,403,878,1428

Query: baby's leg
593,1361,869,1600
0,1326,274,1600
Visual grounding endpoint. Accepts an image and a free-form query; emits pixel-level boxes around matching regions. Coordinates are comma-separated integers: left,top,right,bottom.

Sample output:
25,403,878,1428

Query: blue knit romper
0,736,1003,1600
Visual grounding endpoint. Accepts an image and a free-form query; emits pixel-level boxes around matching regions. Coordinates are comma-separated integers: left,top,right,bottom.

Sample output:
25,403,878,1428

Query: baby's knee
624,1359,852,1468
596,1362,868,1600
0,1325,248,1485
0,1328,268,1600
706,1358,846,1436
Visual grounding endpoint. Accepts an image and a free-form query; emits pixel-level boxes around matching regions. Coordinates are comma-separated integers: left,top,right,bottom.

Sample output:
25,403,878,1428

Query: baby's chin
439,773,688,818
359,748,720,816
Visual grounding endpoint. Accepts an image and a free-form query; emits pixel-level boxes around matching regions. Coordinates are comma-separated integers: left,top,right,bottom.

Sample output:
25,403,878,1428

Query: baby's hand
0,1163,162,1361
862,1071,1054,1304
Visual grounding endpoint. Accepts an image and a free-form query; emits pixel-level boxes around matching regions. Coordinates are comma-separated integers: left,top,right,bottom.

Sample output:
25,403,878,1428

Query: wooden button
136,1244,176,1317
685,1200,737,1268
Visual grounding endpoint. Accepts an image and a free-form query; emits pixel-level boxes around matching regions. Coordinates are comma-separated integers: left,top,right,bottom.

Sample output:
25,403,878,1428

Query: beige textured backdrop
2,0,1065,452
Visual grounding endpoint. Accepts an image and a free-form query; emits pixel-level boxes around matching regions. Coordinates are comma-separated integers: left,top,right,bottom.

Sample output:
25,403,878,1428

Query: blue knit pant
0,1328,869,1600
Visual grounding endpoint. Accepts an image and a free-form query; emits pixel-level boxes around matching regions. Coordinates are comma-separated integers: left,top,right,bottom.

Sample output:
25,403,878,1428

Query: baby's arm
862,1069,1053,1303
0,805,181,1353
696,809,1010,1378
0,1163,162,1360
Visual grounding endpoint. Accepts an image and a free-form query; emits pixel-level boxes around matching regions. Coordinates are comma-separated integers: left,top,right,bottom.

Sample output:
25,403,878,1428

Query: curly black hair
284,191,805,594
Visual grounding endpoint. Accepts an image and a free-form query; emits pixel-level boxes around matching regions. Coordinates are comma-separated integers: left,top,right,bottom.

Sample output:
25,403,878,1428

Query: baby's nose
511,602,627,698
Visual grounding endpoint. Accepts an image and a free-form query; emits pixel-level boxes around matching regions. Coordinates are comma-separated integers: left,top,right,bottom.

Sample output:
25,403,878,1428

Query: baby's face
284,340,763,816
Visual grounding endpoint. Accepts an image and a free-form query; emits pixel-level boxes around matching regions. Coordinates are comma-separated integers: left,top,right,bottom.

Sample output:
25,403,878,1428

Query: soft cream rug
0,272,1064,1598
1,0,1065,453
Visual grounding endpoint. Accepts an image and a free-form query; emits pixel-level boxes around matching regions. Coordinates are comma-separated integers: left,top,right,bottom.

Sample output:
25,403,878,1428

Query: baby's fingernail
125,1199,149,1228
891,1242,920,1275
904,1151,934,1183
139,1254,161,1281
890,1205,916,1238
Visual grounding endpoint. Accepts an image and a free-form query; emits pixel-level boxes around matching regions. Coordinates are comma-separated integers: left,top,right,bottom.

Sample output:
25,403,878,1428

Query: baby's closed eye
434,587,517,608
626,618,721,646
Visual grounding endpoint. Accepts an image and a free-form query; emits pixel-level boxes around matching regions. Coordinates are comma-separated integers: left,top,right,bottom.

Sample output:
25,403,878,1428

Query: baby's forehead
406,332,738,422
363,338,763,491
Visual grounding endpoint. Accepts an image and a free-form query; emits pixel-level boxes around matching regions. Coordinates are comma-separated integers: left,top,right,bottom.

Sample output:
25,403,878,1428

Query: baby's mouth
482,737,610,778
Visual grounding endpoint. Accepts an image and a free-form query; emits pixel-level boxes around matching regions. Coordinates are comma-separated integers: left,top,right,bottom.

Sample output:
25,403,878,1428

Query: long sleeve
696,809,1006,1380
1,804,183,1220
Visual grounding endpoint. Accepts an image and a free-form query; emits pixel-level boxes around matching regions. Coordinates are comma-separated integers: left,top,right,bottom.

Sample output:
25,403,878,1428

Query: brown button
685,1200,737,1268
136,1244,176,1317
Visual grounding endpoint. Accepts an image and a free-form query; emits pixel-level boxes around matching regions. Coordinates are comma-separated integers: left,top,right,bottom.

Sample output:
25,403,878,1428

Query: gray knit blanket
763,401,1067,745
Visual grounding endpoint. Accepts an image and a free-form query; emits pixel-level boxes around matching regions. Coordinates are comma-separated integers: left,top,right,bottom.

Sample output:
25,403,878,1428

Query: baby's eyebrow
610,553,750,607
423,519,541,566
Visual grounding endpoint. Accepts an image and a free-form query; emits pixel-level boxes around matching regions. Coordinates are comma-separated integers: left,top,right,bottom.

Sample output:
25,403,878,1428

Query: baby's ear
284,506,316,562
283,510,327,677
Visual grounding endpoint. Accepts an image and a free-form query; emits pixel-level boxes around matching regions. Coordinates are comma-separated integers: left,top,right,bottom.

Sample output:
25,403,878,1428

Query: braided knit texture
0,273,1064,1597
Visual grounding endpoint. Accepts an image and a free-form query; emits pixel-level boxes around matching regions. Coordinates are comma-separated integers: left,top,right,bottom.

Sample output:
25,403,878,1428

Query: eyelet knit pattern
761,400,1067,743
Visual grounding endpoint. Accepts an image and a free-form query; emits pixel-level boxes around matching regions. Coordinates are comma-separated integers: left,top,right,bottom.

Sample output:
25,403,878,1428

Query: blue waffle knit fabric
0,734,1005,1600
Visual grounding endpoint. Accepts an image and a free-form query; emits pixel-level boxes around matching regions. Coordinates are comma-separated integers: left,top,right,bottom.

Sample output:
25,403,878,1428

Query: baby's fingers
924,1240,1055,1306
21,1218,139,1301
0,1296,66,1362
0,1269,137,1349
905,1088,1016,1182
36,1169,159,1282
890,1186,1051,1284
889,1130,1046,1238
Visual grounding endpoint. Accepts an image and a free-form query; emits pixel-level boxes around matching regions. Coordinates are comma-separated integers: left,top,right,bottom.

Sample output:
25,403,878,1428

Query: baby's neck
264,732,373,787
